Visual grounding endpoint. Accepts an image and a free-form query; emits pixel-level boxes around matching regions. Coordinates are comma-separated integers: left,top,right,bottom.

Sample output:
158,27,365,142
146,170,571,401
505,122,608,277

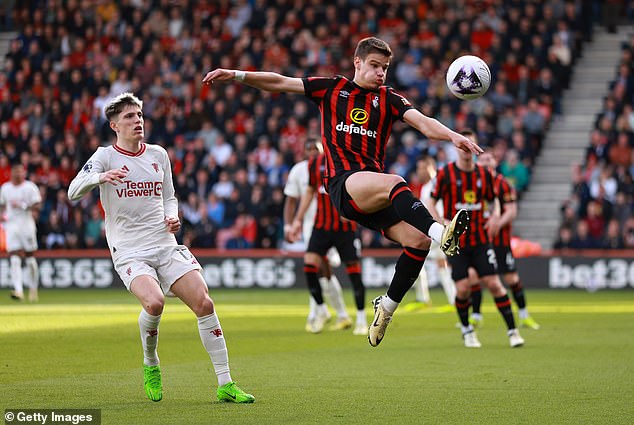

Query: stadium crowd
0,0,628,251
555,31,634,250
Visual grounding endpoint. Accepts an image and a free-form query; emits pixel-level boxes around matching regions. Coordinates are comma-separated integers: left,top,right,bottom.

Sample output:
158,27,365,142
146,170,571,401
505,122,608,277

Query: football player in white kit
404,155,456,311
68,93,253,404
0,163,42,302
283,139,352,332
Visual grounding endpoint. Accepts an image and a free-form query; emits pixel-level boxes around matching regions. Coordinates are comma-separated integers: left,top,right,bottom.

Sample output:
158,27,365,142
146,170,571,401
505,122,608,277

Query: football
446,55,491,100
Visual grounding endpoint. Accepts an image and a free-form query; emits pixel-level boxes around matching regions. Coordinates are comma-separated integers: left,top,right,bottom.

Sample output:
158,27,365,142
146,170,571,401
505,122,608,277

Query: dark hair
460,128,475,137
104,92,143,121
354,37,392,60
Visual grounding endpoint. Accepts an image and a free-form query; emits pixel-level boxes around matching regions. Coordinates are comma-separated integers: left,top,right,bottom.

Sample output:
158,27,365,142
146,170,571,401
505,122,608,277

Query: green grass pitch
1,288,633,424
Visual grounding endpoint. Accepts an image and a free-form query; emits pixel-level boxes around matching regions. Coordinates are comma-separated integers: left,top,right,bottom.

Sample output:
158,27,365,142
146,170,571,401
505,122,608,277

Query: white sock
414,269,431,303
25,257,38,289
519,308,529,319
322,275,349,319
198,313,232,386
10,255,23,294
307,296,317,320
356,309,367,325
380,295,398,314
461,324,474,335
471,312,483,320
138,310,161,366
438,267,456,304
428,222,444,244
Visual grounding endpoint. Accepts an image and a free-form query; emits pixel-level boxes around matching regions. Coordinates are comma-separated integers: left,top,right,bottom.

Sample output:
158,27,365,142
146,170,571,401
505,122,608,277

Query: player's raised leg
170,270,254,403
130,275,165,402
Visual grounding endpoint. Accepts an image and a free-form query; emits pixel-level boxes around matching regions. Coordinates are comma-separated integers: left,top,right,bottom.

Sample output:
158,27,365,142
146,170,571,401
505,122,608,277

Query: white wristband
234,70,246,81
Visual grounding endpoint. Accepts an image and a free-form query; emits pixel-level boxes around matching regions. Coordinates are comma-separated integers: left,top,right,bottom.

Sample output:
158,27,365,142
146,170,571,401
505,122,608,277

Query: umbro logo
339,90,350,98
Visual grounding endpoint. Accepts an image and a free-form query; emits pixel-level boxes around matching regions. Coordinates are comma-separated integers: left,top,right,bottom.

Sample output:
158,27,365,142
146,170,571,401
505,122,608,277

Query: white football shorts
5,224,38,252
114,245,202,294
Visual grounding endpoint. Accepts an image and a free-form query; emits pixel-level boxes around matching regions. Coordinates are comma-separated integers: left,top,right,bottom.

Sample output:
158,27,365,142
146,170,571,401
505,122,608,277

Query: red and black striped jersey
491,173,516,248
308,153,357,232
302,76,413,181
431,162,495,248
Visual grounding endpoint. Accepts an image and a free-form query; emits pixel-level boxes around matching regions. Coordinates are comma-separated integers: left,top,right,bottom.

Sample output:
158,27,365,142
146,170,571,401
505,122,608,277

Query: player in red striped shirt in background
468,150,540,331
204,36,482,347
290,145,368,336
430,129,525,348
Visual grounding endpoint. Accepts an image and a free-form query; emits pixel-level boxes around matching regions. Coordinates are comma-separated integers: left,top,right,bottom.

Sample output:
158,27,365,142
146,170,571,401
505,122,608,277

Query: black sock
346,263,365,311
304,264,324,305
389,182,436,236
495,295,516,330
470,284,482,314
386,247,428,302
509,280,526,309
455,296,471,327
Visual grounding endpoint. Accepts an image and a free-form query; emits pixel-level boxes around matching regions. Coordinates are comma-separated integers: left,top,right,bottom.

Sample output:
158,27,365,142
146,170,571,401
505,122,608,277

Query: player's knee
145,298,165,316
192,296,215,317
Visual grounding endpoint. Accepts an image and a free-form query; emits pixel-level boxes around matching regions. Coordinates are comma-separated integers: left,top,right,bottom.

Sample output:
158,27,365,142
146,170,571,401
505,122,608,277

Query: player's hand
283,224,294,243
452,133,483,155
485,217,501,240
202,69,237,85
289,219,302,242
99,169,127,185
164,216,181,233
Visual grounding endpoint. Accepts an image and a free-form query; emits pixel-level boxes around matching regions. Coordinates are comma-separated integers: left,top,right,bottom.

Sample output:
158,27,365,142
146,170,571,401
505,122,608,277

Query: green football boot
143,365,163,402
217,382,255,403
520,316,541,330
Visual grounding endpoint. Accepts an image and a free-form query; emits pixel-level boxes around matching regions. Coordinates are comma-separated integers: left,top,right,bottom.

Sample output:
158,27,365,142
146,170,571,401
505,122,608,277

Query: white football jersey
284,159,316,241
69,143,178,258
0,179,41,233
420,178,444,217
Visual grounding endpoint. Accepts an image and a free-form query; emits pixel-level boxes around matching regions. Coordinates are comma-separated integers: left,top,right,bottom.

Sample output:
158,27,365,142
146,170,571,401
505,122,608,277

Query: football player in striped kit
203,37,481,347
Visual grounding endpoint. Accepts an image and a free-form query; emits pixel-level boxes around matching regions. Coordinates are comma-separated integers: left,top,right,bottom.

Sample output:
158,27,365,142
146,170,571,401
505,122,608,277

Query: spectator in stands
500,149,530,192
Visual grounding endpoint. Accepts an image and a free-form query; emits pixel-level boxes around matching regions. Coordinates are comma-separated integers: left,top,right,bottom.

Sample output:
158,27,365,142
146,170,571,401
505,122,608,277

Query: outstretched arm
202,69,305,94
403,109,483,155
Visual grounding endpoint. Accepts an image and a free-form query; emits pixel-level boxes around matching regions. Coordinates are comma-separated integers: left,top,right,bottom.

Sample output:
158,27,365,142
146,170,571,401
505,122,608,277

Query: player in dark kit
290,151,368,336
468,150,540,330
429,129,524,348
203,36,481,347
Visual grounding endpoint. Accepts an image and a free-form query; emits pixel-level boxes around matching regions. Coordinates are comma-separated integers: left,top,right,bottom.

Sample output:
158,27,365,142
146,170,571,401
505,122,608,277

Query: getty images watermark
4,410,100,425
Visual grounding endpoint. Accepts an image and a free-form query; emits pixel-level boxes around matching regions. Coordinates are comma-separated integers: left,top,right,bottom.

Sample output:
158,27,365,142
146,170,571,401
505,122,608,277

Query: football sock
10,255,23,294
389,182,437,238
138,310,161,367
455,296,471,327
470,284,482,314
25,257,38,289
494,295,516,330
198,313,232,386
386,247,428,303
356,309,367,325
321,275,348,319
307,295,317,320
346,263,365,311
414,268,431,304
509,280,527,309
518,308,529,320
380,295,399,314
304,263,324,305
439,267,456,304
